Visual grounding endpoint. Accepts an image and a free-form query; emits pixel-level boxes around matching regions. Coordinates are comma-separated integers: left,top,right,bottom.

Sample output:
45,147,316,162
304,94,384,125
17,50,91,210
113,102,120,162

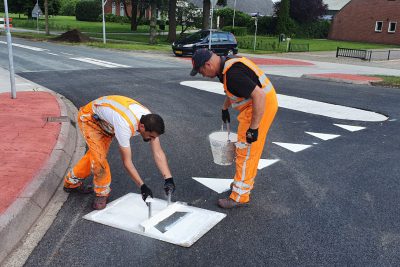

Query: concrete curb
0,92,83,264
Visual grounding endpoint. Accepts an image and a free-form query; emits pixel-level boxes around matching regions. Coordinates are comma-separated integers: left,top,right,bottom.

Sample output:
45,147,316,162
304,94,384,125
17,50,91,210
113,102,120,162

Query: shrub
247,16,277,35
215,8,252,28
76,0,102,22
100,13,130,23
294,20,330,38
60,0,79,16
222,26,247,36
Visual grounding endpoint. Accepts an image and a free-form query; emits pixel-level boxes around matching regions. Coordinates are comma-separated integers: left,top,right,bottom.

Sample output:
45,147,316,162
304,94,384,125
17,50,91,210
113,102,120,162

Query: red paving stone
309,73,383,82
177,56,313,66
0,92,61,214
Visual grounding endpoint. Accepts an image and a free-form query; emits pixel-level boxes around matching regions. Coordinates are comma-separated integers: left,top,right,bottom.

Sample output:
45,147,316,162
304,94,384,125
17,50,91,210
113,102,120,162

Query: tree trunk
131,0,138,31
45,0,49,35
202,0,210,30
167,0,177,42
149,0,157,44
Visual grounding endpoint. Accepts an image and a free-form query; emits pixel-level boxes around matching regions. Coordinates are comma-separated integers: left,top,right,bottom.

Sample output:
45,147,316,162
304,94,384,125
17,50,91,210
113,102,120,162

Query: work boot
92,196,108,210
218,198,249,209
63,183,94,194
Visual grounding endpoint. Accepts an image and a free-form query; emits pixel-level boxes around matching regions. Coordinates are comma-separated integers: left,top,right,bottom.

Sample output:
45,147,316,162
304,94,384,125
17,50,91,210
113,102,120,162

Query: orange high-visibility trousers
230,89,278,203
64,103,113,196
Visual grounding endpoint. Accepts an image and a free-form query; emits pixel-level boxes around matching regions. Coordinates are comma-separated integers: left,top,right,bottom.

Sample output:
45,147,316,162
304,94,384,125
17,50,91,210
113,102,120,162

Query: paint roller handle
222,109,230,123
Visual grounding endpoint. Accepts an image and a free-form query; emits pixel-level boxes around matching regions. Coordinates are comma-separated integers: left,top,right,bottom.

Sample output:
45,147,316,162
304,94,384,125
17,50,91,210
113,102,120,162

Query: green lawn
3,13,399,53
371,75,400,88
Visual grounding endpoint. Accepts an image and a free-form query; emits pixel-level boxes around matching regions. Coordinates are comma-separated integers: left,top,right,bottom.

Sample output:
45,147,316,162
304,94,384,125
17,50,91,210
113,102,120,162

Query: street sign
32,3,43,18
210,0,218,7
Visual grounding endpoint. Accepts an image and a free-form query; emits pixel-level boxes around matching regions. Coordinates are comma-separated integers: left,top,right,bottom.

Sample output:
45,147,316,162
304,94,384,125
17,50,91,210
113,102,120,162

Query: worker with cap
190,49,278,209
63,95,175,210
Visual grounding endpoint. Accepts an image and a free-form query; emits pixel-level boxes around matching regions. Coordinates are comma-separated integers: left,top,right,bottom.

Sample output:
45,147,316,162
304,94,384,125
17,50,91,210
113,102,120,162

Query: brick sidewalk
0,91,61,214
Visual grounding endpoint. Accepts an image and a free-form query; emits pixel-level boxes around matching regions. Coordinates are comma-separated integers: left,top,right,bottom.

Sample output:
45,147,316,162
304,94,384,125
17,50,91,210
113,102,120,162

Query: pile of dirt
52,29,91,43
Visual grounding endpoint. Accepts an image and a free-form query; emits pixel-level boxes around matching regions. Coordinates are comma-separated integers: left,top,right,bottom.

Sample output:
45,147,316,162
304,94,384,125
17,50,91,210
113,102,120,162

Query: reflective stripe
93,97,139,134
233,180,252,189
235,145,251,202
94,183,111,188
232,187,251,195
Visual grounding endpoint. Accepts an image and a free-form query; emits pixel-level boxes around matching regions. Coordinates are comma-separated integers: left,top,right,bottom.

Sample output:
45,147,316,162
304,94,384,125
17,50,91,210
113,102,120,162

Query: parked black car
172,30,238,56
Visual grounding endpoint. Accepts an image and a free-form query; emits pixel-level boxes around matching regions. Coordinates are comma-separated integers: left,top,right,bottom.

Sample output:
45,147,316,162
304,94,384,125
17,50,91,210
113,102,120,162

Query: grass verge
370,75,400,88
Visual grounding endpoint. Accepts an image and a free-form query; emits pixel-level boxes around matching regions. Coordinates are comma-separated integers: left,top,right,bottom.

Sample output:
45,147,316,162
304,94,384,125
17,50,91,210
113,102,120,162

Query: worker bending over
63,95,175,210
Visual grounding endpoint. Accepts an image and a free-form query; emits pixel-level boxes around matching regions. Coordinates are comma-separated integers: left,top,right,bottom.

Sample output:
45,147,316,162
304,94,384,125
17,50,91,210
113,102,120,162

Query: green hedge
294,20,331,38
60,0,79,16
100,14,130,23
222,26,247,36
76,0,102,22
215,8,252,28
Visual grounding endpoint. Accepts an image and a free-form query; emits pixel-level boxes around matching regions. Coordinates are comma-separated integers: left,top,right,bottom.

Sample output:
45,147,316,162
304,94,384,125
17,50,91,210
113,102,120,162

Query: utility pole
209,0,217,50
102,0,107,44
3,0,16,99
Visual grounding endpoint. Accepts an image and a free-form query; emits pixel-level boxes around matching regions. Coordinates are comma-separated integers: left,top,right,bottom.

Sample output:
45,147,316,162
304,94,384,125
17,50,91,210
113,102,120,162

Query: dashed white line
334,124,366,132
69,57,130,68
0,41,47,51
46,52,58,56
273,142,312,153
305,132,341,141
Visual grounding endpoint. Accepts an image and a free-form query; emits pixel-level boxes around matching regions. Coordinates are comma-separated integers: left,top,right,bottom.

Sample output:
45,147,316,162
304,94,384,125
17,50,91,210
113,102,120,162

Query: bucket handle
221,122,231,142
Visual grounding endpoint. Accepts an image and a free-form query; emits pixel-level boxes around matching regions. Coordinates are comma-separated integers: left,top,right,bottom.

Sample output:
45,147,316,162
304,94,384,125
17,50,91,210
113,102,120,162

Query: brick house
104,0,151,18
328,0,400,45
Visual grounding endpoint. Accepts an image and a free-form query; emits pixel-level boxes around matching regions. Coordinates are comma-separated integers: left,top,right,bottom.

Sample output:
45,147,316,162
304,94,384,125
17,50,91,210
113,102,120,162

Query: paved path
0,70,81,264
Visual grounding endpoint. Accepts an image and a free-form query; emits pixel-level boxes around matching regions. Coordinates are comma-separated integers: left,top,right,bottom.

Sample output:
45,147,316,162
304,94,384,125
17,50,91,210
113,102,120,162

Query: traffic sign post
3,0,16,99
32,1,43,33
102,0,107,44
209,0,218,50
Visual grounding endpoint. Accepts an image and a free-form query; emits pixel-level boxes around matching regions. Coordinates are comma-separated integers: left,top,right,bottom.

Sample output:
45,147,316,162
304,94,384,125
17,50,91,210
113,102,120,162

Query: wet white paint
192,177,233,193
258,159,280,169
180,81,387,122
209,131,238,142
334,124,366,132
305,131,341,141
273,142,312,152
83,193,226,247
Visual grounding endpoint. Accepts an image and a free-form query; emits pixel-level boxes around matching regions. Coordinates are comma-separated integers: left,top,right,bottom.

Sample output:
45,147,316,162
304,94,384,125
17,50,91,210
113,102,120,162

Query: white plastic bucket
209,131,238,166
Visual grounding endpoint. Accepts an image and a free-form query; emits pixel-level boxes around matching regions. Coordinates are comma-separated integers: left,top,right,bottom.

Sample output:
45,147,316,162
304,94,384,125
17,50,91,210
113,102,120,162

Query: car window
218,33,229,42
185,31,207,42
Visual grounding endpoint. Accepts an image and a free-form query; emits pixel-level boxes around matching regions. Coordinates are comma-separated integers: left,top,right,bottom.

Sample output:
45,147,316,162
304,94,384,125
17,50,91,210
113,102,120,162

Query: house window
112,1,116,15
388,22,397,33
120,2,124,16
375,21,383,32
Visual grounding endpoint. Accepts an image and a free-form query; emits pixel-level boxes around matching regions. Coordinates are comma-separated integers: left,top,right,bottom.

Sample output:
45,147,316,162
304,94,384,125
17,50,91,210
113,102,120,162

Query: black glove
246,128,258,143
140,184,153,201
164,177,175,195
222,109,230,123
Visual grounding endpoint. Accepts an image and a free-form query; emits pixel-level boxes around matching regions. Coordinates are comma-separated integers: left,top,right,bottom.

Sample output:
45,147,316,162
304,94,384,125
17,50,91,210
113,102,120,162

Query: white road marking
192,177,233,193
0,41,47,51
83,193,225,247
334,124,366,132
273,142,312,152
61,52,74,56
305,132,341,141
180,81,387,122
70,57,130,68
46,52,58,56
258,159,280,169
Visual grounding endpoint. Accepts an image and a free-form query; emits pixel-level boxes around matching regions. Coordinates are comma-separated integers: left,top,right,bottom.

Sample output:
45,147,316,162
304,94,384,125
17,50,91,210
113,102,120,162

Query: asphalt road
1,37,400,266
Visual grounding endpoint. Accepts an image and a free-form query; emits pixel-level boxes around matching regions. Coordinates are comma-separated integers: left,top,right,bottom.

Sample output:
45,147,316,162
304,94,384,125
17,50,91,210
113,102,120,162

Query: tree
167,0,177,42
176,2,200,35
290,0,327,24
149,0,157,44
275,0,294,35
45,0,49,35
202,0,210,30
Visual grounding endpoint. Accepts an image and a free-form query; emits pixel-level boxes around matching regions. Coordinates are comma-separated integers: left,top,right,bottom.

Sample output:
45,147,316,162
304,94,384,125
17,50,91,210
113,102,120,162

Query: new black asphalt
17,66,400,266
